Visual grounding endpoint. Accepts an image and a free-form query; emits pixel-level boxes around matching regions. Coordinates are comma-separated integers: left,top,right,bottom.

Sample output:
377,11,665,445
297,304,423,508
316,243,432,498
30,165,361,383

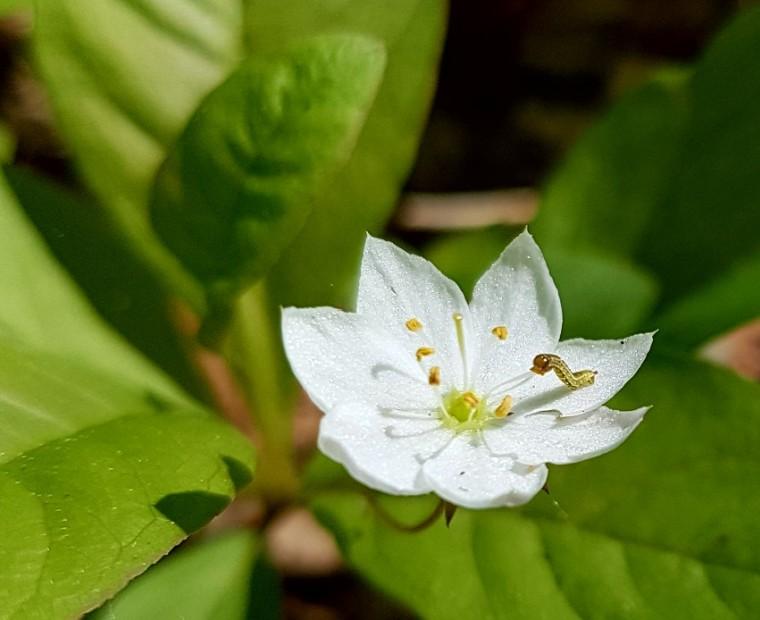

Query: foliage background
0,0,758,618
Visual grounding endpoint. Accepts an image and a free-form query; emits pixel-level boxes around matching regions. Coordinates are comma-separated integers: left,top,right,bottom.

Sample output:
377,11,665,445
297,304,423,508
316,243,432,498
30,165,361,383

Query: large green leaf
0,171,184,399
534,71,688,259
534,7,760,302
0,336,254,619
90,532,264,620
0,171,255,617
33,0,242,222
5,166,201,395
313,354,760,618
249,0,448,307
655,252,760,349
33,0,243,304
151,34,386,297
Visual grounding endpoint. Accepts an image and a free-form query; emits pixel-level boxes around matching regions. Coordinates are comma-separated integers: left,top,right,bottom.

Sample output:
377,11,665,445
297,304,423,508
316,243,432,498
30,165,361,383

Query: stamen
415,346,435,361
452,312,469,385
461,391,479,408
494,395,513,418
428,366,441,386
491,325,508,340
405,318,423,332
531,353,597,390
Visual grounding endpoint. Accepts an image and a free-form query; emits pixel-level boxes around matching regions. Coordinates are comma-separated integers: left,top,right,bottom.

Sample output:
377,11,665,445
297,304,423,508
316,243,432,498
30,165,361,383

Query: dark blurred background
0,0,744,195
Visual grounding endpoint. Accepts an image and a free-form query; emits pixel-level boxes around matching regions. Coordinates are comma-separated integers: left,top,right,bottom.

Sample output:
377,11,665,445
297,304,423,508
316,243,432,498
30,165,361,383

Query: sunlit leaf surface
151,34,386,296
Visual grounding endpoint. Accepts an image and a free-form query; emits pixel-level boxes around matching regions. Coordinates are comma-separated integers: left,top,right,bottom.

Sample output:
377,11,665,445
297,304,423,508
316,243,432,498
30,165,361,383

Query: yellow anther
491,325,508,340
416,346,435,361
494,395,513,418
405,318,423,332
461,391,480,408
428,366,441,386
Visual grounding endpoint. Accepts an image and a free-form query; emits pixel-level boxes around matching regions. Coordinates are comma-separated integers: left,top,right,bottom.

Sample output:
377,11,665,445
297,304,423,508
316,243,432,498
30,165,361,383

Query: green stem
226,284,299,501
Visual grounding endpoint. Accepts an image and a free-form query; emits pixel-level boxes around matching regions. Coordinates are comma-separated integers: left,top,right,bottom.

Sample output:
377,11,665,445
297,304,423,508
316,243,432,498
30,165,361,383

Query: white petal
470,230,562,394
357,235,474,391
510,332,654,416
282,307,437,412
421,434,548,508
484,406,648,465
318,402,450,494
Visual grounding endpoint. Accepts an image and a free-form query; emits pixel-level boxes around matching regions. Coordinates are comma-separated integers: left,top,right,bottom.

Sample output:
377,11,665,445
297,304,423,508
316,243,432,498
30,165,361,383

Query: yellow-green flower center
441,390,489,431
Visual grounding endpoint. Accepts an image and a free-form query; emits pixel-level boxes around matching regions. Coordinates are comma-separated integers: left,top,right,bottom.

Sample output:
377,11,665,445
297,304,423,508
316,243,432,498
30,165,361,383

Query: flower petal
421,434,547,508
282,306,437,412
357,235,474,391
484,406,648,465
510,332,654,416
318,402,450,494
470,230,562,393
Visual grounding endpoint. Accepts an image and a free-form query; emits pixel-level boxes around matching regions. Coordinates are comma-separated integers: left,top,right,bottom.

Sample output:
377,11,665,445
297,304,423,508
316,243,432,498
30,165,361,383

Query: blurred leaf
425,228,659,339
314,354,760,618
0,336,255,619
637,8,760,298
33,0,242,224
249,0,448,307
6,166,201,396
151,34,386,297
546,248,659,339
655,252,760,349
34,0,246,306
90,532,262,620
0,0,29,15
0,170,185,399
534,71,689,258
535,7,760,302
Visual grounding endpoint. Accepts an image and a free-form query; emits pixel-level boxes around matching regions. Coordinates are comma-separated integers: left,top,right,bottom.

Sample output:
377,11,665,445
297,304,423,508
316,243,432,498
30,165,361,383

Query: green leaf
0,170,184,399
90,532,263,620
33,0,242,223
0,336,255,619
533,70,689,258
6,166,201,395
424,228,659,339
636,8,760,297
150,34,386,297
314,354,760,618
655,252,760,349
33,0,242,305
545,248,659,339
251,0,448,307
534,7,760,302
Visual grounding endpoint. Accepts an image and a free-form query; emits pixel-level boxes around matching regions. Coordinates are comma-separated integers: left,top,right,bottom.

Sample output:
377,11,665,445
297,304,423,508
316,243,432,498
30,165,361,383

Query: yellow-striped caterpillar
531,354,597,390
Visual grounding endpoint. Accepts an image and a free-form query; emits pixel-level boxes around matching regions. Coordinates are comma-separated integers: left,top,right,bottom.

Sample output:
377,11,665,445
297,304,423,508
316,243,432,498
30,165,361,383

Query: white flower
282,231,653,509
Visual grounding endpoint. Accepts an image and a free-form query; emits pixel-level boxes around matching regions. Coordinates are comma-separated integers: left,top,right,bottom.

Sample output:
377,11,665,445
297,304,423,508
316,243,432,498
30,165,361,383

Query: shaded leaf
250,0,448,307
5,166,201,395
90,532,261,620
33,0,241,304
655,252,760,349
151,34,386,297
534,8,760,302
0,170,185,399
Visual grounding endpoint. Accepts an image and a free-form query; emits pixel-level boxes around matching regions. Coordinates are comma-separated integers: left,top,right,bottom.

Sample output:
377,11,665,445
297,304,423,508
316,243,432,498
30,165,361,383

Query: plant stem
225,283,299,501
